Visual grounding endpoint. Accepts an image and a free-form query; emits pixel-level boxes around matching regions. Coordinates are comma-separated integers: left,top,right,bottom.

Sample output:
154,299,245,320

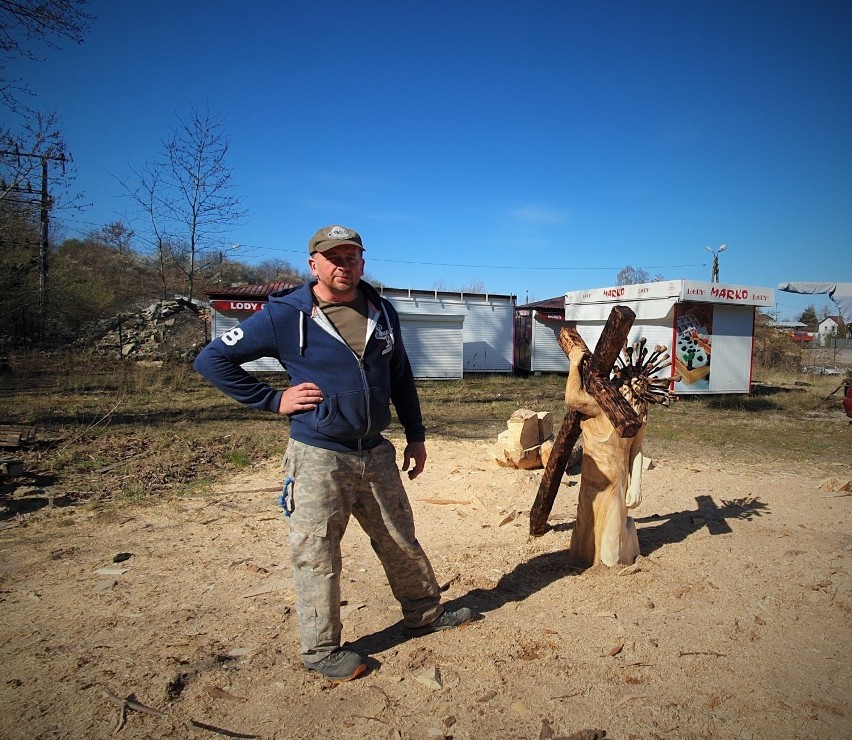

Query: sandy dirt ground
1,434,850,740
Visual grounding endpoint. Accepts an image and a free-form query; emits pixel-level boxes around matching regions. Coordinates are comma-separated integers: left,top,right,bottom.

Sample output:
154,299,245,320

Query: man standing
194,225,473,683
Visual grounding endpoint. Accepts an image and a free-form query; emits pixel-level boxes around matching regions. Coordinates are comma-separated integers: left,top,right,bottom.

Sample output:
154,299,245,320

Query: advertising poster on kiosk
673,303,714,392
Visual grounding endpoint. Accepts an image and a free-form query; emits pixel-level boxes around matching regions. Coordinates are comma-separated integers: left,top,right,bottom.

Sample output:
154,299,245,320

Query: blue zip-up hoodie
194,280,425,453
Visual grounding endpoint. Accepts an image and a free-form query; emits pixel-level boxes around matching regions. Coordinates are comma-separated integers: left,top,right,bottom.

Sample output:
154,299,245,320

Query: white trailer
379,288,515,379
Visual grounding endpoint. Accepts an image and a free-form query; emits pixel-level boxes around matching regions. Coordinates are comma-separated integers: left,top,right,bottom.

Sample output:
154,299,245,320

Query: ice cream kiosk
564,280,774,394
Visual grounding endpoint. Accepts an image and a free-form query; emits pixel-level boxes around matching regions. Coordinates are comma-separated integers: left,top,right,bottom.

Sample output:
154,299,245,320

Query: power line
51,219,708,273
236,244,705,272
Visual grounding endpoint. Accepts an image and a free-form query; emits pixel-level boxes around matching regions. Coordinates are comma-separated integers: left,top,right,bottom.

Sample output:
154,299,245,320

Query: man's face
308,243,364,299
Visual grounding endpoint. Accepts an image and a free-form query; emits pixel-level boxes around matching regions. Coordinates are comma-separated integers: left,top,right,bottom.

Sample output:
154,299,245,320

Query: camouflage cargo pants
283,438,442,664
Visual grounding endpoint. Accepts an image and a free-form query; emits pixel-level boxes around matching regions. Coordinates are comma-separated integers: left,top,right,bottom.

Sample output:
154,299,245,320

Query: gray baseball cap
308,225,365,255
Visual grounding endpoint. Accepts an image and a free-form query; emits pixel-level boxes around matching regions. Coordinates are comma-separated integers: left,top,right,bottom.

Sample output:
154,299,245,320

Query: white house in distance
564,279,774,394
203,284,516,380
818,315,842,343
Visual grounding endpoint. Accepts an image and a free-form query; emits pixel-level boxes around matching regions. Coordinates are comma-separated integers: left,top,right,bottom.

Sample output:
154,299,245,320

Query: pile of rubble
80,299,209,362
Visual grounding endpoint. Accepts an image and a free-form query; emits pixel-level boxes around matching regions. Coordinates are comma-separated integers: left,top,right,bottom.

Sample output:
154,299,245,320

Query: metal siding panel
707,305,753,393
462,299,514,372
400,318,464,379
531,320,570,372
385,294,514,374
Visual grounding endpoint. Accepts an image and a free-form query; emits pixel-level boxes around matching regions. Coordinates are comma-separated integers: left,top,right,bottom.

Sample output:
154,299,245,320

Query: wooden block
536,411,553,442
506,409,540,449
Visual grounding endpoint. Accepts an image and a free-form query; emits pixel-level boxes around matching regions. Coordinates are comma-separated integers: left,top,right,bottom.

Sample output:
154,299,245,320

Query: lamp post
705,244,727,283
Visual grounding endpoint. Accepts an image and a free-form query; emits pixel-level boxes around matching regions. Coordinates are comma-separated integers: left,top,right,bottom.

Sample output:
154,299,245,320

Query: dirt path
1,437,850,739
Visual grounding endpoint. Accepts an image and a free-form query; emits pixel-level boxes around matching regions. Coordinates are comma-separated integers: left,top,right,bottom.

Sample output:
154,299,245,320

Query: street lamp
705,244,727,283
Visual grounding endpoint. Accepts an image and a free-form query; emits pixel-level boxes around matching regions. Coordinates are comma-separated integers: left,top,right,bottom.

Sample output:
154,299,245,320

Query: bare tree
124,107,247,302
90,220,134,254
616,265,649,286
0,112,72,214
0,0,93,113
615,266,665,286
462,278,487,294
248,257,308,284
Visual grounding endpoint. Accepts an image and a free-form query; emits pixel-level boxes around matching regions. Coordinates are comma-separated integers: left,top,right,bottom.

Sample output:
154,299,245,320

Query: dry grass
1,353,849,506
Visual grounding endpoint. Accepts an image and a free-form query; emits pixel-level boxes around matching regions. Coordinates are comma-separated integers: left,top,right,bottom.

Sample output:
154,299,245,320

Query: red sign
212,300,265,313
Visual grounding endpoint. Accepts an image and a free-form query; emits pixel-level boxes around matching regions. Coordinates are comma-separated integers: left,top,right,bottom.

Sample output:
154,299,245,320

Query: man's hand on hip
279,382,323,414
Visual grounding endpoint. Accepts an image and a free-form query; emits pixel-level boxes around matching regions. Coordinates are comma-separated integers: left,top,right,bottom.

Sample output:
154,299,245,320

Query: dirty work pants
283,438,442,665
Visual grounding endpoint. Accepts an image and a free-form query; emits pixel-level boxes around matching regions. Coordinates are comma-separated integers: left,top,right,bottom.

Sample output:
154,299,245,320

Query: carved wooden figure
529,306,640,536
566,332,677,567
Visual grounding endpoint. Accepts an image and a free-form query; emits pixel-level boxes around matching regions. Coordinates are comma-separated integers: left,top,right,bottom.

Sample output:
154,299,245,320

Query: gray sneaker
405,607,475,636
304,648,366,683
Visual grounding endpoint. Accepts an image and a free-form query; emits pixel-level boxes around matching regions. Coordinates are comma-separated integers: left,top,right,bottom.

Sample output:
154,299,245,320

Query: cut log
491,409,555,470
505,408,540,450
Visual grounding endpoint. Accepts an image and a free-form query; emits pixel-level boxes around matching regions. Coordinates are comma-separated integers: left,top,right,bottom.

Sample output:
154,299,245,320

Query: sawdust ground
0,436,850,739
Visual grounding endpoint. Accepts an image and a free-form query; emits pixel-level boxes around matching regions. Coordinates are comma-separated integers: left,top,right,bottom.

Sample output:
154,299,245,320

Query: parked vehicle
790,331,814,343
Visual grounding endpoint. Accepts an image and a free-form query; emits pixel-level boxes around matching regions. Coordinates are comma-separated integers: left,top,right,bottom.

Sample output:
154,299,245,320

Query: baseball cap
308,225,365,255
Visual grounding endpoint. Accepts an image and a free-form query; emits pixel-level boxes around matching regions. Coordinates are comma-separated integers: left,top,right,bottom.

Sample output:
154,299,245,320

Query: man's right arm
194,311,283,412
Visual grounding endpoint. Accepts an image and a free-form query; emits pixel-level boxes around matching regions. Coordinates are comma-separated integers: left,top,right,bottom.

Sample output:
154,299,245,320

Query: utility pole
1,149,66,319
705,244,727,283
40,156,50,313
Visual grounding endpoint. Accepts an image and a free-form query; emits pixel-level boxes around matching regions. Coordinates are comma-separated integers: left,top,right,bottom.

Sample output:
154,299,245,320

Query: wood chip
498,511,520,526
227,648,252,657
104,690,167,717
241,580,291,598
205,685,247,702
94,567,129,577
340,602,366,618
612,693,650,711
414,666,442,690
185,718,258,737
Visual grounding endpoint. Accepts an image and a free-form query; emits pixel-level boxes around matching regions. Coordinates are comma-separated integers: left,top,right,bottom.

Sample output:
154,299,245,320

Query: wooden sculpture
529,305,677,568
529,306,640,536
568,335,676,565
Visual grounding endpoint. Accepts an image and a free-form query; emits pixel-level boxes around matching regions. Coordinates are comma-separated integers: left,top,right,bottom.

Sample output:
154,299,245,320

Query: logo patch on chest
374,324,393,355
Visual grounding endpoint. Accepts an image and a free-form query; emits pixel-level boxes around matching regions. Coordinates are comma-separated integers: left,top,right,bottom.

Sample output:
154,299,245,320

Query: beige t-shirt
314,288,369,358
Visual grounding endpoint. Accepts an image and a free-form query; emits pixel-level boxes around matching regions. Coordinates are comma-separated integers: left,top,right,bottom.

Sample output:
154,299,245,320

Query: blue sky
9,0,851,320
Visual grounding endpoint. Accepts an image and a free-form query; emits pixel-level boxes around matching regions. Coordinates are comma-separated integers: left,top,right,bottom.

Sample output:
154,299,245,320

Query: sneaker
405,607,475,636
304,648,366,683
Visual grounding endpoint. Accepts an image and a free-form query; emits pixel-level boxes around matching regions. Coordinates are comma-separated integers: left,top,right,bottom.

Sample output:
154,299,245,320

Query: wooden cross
529,305,642,536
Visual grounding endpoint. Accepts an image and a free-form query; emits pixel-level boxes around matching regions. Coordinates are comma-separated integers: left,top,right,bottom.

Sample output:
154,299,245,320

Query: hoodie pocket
313,390,369,439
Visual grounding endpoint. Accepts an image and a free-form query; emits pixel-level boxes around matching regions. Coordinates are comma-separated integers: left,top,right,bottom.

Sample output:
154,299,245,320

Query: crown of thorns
610,338,680,408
